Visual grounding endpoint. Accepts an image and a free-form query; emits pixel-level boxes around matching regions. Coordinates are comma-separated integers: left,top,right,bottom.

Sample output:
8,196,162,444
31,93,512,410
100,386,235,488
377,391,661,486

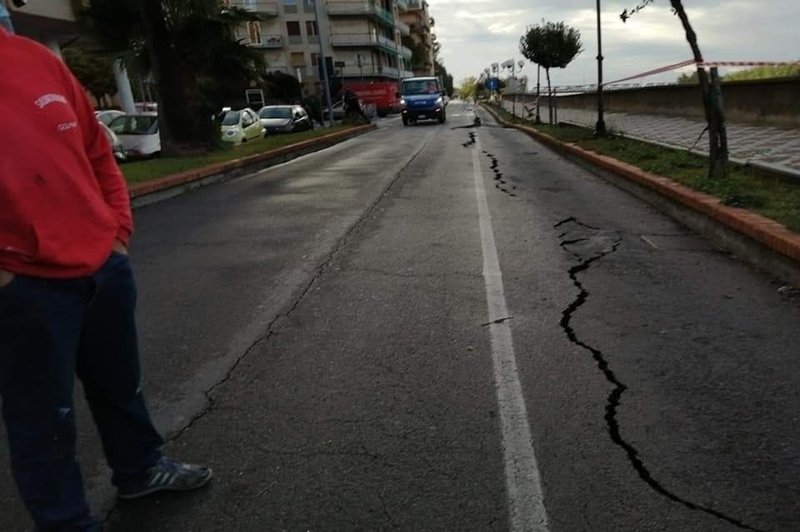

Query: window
305,20,318,37
242,111,254,127
311,52,320,67
290,52,305,66
286,21,301,36
247,21,262,44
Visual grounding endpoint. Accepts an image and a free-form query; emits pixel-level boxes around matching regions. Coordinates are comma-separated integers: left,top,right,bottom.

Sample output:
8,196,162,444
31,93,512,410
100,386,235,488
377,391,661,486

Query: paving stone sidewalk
501,101,800,178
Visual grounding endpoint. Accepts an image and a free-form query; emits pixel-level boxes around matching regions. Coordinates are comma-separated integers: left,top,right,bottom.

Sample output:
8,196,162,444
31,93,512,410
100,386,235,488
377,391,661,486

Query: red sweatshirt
0,29,132,278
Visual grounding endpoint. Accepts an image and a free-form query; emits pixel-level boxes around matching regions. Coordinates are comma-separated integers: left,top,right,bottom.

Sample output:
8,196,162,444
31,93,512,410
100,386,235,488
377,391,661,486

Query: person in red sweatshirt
0,27,212,531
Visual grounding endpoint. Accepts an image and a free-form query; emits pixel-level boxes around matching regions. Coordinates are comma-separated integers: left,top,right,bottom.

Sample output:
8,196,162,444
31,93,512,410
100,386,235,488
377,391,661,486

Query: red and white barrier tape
698,60,800,68
604,59,800,86
603,59,695,86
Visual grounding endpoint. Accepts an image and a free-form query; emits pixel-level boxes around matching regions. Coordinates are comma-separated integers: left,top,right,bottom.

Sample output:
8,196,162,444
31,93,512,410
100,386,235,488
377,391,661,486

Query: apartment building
4,0,81,54
399,0,434,76
229,0,435,92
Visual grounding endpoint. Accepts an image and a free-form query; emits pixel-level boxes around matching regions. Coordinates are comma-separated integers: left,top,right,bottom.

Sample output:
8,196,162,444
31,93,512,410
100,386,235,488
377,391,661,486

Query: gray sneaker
118,457,213,499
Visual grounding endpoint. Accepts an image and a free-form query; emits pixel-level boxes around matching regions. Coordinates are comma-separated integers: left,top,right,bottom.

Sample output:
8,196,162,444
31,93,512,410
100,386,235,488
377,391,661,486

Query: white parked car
108,113,161,160
98,122,125,162
218,108,266,144
95,109,125,127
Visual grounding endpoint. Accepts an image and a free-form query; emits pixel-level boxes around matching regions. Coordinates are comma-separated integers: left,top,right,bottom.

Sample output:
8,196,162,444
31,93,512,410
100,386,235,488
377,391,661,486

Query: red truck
345,81,400,117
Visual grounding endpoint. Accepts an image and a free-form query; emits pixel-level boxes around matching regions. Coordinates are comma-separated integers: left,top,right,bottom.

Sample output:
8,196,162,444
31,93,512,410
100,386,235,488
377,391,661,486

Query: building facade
399,0,434,77
4,0,81,55
228,0,436,92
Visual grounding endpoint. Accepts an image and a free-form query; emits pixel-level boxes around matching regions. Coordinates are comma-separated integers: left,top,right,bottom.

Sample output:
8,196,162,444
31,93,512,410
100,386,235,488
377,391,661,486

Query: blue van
397,76,447,126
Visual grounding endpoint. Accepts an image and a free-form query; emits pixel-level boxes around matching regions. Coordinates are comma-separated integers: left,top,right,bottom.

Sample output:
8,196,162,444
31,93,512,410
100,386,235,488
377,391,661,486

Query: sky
427,0,800,90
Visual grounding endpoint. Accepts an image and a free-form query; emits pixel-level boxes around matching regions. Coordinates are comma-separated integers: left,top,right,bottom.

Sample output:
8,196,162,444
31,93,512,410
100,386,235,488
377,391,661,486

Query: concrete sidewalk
500,101,800,178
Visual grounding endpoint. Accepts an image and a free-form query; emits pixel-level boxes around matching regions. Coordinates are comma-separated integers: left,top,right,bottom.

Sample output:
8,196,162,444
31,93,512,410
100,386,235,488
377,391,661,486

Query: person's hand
112,240,129,255
0,268,14,288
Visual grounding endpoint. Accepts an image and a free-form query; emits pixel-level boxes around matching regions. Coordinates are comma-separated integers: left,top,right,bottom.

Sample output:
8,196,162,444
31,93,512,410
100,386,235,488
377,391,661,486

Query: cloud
428,0,800,87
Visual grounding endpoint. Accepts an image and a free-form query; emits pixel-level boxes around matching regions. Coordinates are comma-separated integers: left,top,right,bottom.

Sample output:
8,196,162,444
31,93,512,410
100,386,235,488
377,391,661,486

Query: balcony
396,0,409,11
395,20,410,36
399,44,412,60
229,0,279,16
330,32,398,54
327,1,395,28
250,34,283,48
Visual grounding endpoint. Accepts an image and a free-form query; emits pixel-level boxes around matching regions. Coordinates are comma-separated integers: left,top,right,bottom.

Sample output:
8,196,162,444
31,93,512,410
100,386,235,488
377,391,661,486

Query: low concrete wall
509,77,800,128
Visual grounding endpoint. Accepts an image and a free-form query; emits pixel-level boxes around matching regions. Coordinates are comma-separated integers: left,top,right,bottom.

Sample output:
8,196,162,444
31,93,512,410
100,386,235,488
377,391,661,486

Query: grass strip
491,105,800,232
121,126,349,185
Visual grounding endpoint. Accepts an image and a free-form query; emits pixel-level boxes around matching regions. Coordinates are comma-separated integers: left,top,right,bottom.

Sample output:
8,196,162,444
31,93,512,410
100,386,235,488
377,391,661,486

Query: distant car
218,108,266,144
257,105,313,134
323,96,368,121
322,99,346,121
98,122,125,162
108,113,161,159
95,109,125,127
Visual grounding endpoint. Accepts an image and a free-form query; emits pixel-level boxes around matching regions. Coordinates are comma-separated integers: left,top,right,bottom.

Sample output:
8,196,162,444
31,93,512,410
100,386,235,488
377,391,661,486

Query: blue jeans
0,252,164,531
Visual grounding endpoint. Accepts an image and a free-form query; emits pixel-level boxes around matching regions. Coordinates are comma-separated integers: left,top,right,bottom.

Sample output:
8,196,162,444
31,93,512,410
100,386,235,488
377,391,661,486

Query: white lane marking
472,135,550,532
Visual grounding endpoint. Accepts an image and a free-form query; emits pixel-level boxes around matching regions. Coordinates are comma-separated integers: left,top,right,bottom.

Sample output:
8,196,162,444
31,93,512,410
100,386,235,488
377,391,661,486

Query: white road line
472,134,549,532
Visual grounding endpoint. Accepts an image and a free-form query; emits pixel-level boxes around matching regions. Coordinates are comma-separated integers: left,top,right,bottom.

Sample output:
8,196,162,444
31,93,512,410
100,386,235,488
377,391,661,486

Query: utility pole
313,0,334,126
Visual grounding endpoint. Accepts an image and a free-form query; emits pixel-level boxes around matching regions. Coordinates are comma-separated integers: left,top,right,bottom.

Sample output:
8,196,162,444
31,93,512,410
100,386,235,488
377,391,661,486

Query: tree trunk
140,0,213,156
670,0,728,178
546,67,552,125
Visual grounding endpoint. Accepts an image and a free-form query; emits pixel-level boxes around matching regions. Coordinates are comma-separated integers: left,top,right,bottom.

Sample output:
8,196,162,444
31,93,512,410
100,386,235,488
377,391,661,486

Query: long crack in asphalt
101,129,439,526
555,217,763,532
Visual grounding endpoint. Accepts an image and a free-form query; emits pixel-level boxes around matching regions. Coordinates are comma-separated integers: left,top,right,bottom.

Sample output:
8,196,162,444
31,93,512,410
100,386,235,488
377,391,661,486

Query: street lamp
595,0,607,136
502,58,524,116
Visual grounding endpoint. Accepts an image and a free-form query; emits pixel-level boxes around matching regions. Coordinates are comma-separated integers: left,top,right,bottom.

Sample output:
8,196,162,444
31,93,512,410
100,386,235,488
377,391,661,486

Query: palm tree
519,21,583,124
83,0,263,155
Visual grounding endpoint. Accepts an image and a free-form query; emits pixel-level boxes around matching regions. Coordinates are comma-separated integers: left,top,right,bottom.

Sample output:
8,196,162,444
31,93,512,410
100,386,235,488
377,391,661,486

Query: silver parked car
257,105,313,134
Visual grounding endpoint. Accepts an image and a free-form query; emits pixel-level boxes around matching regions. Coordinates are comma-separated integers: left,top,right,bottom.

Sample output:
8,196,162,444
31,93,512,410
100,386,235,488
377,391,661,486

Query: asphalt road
1,106,798,531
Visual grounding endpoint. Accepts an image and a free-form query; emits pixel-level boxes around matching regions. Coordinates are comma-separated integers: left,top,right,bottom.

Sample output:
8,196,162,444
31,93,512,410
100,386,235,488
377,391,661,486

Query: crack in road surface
100,129,440,526
480,151,517,197
555,217,762,532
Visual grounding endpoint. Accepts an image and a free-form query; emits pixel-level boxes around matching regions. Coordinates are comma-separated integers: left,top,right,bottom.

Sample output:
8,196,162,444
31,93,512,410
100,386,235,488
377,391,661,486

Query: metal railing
327,1,395,27
229,0,279,16
250,34,283,48
330,32,397,53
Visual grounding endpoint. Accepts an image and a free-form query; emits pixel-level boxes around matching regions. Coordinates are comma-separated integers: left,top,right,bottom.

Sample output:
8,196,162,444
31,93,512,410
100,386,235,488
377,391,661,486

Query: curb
127,123,377,207
482,105,800,284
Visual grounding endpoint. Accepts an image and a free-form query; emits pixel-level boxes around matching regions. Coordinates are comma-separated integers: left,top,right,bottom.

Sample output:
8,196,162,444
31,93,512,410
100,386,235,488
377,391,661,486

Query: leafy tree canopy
519,21,583,71
62,38,118,103
434,59,454,96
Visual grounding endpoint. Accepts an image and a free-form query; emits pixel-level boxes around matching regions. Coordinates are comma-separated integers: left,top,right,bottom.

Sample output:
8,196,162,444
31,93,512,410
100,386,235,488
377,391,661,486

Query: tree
458,76,478,101
676,70,698,84
83,0,264,155
434,60,454,96
621,0,728,179
401,35,428,73
62,39,118,107
724,63,800,81
519,21,583,123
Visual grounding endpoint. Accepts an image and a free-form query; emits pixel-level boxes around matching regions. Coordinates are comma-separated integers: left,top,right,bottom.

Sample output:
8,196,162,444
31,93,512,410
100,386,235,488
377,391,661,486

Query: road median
128,123,377,207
